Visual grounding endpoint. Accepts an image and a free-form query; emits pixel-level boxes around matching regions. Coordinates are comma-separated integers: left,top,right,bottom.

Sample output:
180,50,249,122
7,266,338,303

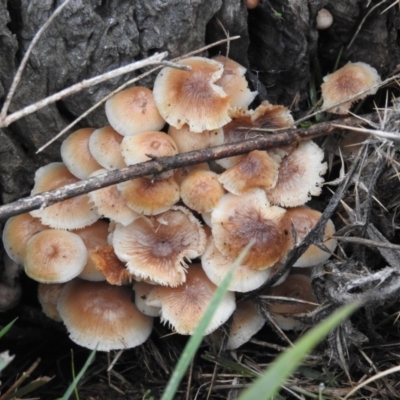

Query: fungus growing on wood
145,265,236,335
321,62,381,114
105,86,165,136
153,57,231,132
57,280,153,351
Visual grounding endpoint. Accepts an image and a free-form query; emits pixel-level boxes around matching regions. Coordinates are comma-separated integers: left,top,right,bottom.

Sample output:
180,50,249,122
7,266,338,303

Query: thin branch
0,110,381,221
36,35,241,153
0,0,73,120
334,235,400,251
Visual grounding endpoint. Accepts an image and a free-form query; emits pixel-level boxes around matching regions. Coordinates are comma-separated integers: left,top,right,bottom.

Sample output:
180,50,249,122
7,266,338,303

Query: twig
0,0,73,121
0,110,381,221
0,53,182,128
334,235,400,251
332,124,400,141
36,35,241,153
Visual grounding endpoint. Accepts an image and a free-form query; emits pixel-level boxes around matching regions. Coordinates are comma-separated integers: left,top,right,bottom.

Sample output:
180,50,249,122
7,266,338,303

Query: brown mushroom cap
251,101,295,129
145,265,236,335
211,190,290,270
153,57,231,133
60,128,102,179
113,207,206,287
57,280,153,351
321,62,381,114
283,207,337,267
266,140,327,207
30,162,99,230
2,213,48,265
88,126,126,170
24,229,88,283
105,86,165,136
38,283,64,322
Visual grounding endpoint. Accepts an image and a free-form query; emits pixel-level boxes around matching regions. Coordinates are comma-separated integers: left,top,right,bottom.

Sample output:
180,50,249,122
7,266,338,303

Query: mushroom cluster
2,55,337,351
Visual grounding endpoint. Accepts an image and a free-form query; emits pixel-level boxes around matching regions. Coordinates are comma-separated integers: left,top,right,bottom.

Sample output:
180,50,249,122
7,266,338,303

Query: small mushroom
38,283,64,322
316,8,333,30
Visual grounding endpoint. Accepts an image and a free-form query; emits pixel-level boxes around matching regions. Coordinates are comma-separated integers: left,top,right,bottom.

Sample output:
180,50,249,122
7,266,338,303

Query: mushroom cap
105,86,165,136
321,62,381,114
180,170,225,213
38,283,64,322
133,281,161,317
211,190,290,270
57,280,153,351
24,229,88,283
88,169,139,225
213,56,257,108
266,140,327,207
146,265,236,335
174,162,210,185
153,57,231,133
117,175,180,216
30,162,99,230
2,213,48,265
60,128,102,179
316,8,333,30
201,238,271,292
113,207,206,287
88,126,126,170
251,101,294,129
226,300,265,350
168,125,224,153
218,150,281,195
283,207,337,267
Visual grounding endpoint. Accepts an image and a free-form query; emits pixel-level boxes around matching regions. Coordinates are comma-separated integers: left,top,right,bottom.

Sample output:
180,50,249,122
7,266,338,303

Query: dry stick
0,111,381,221
37,35,241,153
0,0,73,121
0,53,191,128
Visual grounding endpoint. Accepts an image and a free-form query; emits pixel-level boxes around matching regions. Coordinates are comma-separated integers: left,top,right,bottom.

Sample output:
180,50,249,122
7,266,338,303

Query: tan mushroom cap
146,265,236,335
266,140,327,207
168,125,224,153
211,190,290,270
133,281,161,317
30,162,99,230
117,175,180,216
251,101,295,129
88,169,139,225
88,126,126,170
2,213,48,265
57,280,153,351
24,229,87,283
60,128,102,179
226,300,265,350
153,57,231,133
38,283,64,322
105,86,165,136
180,170,225,213
201,238,271,293
219,150,281,195
113,207,206,287
213,56,257,108
174,162,210,185
321,62,381,114
283,207,337,267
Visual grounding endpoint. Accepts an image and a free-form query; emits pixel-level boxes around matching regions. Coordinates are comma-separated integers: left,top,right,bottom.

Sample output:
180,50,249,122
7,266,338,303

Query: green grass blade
60,347,97,400
238,302,360,400
161,242,253,400
0,318,17,340
1,376,52,400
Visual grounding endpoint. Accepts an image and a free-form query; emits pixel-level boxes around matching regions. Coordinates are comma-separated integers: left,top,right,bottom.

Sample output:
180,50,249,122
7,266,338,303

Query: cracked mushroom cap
57,280,153,351
145,264,236,335
218,150,281,195
88,126,126,170
105,86,165,136
211,190,291,270
117,175,180,216
321,62,381,114
113,207,206,287
61,128,102,179
213,55,257,108
153,57,231,133
266,140,327,207
283,206,337,267
201,238,271,293
30,162,99,230
24,229,87,283
2,213,48,265
226,300,265,350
